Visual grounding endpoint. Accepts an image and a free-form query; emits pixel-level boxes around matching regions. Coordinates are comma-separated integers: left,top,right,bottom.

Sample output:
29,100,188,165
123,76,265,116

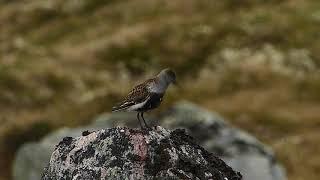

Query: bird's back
112,78,155,112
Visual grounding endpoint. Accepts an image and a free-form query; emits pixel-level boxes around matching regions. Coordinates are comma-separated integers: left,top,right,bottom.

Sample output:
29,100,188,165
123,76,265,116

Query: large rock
42,127,242,180
13,102,286,180
160,102,286,180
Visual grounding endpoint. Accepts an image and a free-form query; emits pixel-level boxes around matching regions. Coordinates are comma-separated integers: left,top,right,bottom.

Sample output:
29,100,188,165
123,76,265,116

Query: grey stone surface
159,102,286,180
13,102,286,180
42,127,242,180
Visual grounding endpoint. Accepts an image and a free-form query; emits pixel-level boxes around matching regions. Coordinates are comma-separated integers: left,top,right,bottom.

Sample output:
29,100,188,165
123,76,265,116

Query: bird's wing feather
112,79,154,112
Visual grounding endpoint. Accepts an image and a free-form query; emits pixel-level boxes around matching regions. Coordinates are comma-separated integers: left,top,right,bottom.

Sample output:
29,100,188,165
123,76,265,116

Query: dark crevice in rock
82,130,92,136
127,153,141,162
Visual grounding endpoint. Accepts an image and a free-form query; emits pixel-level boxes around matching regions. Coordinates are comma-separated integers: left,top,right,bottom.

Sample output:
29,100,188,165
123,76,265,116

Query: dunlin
112,68,176,129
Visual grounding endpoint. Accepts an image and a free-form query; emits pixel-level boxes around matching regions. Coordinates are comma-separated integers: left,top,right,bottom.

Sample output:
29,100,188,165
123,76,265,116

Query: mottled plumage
112,78,155,112
112,68,176,129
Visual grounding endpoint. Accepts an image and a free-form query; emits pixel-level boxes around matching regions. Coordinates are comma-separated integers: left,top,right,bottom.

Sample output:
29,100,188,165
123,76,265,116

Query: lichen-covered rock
14,102,286,180
41,127,242,180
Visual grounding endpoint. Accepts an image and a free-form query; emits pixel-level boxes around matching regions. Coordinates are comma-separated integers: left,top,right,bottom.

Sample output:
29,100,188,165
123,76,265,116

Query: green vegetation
1,0,320,180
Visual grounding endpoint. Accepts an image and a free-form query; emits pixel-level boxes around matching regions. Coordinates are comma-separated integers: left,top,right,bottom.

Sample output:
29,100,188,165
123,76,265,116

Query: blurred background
1,0,320,180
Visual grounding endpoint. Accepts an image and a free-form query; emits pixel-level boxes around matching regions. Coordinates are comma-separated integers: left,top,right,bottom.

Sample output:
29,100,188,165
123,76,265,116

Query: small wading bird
112,68,176,130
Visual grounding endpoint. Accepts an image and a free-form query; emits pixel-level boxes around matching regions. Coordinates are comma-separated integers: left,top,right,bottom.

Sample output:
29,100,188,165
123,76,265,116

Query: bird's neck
148,78,169,94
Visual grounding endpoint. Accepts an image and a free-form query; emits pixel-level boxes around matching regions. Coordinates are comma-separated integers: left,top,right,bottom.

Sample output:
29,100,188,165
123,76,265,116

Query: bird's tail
112,102,131,112
112,105,126,112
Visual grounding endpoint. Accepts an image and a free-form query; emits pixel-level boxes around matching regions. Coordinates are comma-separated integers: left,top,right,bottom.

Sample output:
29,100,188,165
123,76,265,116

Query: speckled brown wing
112,79,154,112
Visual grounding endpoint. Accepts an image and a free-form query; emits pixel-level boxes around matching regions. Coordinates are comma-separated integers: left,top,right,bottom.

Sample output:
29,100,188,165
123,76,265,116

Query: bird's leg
137,112,144,130
141,112,152,130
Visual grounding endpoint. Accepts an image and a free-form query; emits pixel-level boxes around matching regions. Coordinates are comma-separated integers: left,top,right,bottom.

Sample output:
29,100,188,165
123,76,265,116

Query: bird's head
159,68,177,85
